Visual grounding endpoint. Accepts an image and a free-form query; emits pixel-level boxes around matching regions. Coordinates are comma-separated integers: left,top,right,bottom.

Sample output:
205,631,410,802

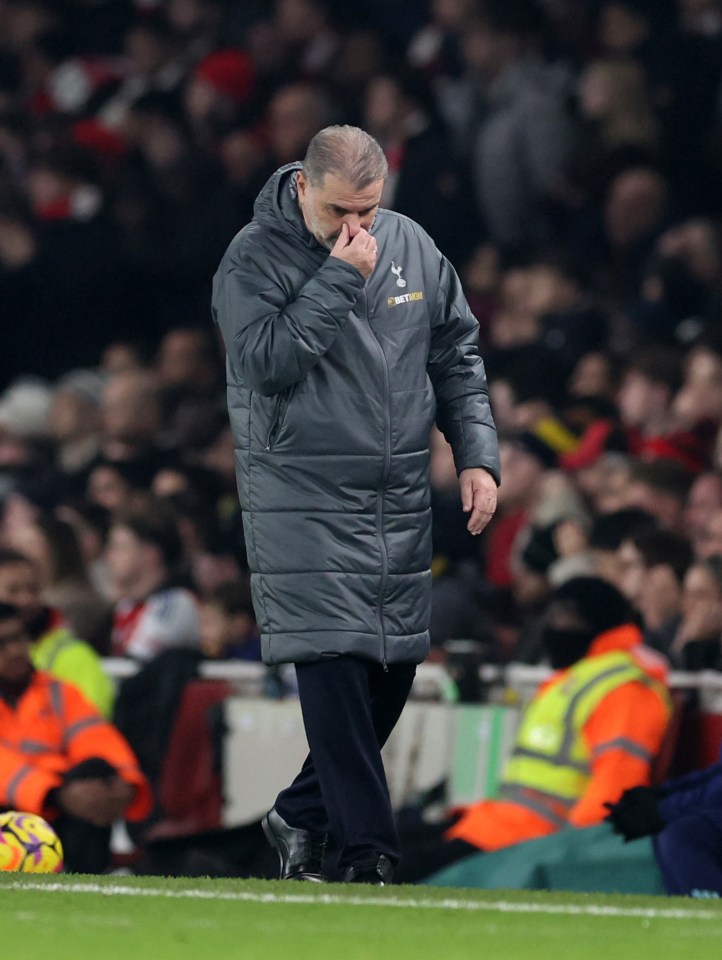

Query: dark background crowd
2,0,722,679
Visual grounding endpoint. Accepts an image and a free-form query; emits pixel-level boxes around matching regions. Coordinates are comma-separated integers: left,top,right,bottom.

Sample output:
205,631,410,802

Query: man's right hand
330,222,377,278
58,776,135,827
604,786,666,842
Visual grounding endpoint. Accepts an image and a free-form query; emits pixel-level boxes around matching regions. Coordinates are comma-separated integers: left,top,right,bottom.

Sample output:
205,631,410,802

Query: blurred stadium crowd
1,0,722,679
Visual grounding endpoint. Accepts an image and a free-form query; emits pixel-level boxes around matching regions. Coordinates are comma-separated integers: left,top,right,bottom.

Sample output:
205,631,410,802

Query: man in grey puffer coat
212,125,499,884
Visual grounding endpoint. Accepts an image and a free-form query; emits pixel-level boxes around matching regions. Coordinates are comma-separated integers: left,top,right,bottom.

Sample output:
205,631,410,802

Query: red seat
651,689,689,785
145,679,233,840
697,711,722,769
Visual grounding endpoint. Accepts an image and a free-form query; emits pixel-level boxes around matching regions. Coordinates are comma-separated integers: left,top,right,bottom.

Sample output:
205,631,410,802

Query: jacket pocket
265,387,293,451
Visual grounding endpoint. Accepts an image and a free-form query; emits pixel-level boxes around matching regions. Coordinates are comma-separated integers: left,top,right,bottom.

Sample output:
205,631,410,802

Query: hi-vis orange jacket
0,670,152,821
446,625,671,852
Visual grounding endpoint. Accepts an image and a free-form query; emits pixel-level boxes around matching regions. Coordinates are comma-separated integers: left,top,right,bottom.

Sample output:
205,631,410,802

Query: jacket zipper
368,292,391,671
265,389,290,451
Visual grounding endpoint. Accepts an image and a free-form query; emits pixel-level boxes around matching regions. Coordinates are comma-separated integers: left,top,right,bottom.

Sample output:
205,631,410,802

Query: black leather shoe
262,808,327,882
343,854,394,885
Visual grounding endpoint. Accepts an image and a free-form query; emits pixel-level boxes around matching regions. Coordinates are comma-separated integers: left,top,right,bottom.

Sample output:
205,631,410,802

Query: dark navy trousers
274,655,416,871
654,813,722,897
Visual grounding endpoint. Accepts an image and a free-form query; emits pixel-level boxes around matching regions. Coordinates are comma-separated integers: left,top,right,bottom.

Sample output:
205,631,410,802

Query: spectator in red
106,503,200,662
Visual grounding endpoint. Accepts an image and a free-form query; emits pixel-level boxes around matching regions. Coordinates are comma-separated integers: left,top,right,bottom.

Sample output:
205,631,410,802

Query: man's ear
297,171,308,201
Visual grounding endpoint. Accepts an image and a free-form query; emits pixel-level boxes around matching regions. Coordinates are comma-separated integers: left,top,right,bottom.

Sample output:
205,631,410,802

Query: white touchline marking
3,881,722,921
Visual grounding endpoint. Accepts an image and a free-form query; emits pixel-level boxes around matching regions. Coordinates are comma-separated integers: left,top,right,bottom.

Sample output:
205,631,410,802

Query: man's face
49,390,97,442
683,475,722,546
697,508,722,560
296,171,384,250
615,539,646,602
156,330,206,387
199,603,234,658
682,563,721,621
0,561,43,625
105,526,144,596
626,481,683,529
87,465,132,512
0,616,32,685
617,371,666,428
364,78,405,139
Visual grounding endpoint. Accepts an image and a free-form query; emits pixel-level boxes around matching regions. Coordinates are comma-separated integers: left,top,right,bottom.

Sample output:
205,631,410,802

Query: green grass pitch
2,873,722,960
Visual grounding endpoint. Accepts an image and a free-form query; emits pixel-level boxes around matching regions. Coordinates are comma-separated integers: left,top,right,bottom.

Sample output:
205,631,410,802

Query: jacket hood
253,162,323,250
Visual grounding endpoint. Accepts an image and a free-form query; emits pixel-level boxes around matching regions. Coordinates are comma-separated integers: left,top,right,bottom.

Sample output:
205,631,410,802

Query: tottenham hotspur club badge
391,262,407,288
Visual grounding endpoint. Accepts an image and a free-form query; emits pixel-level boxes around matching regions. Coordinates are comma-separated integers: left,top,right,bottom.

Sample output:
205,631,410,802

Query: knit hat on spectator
194,50,255,104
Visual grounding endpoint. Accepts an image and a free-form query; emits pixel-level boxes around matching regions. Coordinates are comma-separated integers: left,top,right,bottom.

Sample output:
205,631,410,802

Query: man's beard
298,193,336,250
305,209,336,250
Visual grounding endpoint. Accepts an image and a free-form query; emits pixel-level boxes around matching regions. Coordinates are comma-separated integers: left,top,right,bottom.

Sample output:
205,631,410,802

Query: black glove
604,786,665,842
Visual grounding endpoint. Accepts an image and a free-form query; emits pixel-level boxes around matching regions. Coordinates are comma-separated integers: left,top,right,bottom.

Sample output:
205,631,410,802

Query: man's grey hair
302,125,388,188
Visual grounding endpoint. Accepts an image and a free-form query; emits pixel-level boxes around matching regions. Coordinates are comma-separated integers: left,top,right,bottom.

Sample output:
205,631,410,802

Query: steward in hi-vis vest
32,616,115,719
0,669,150,819
447,578,671,853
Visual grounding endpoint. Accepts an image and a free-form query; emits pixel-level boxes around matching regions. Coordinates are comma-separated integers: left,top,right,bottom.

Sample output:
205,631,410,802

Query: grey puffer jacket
212,163,499,666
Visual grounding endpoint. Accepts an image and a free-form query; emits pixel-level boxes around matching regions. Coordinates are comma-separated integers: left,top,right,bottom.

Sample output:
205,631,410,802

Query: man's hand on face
329,222,377,278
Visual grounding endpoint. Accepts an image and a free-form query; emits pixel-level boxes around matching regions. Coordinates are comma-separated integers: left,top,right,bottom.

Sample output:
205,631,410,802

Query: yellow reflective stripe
563,661,650,765
511,658,642,767
568,670,669,766
504,664,640,797
44,629,78,672
509,745,587,773
502,650,669,807
502,753,588,801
